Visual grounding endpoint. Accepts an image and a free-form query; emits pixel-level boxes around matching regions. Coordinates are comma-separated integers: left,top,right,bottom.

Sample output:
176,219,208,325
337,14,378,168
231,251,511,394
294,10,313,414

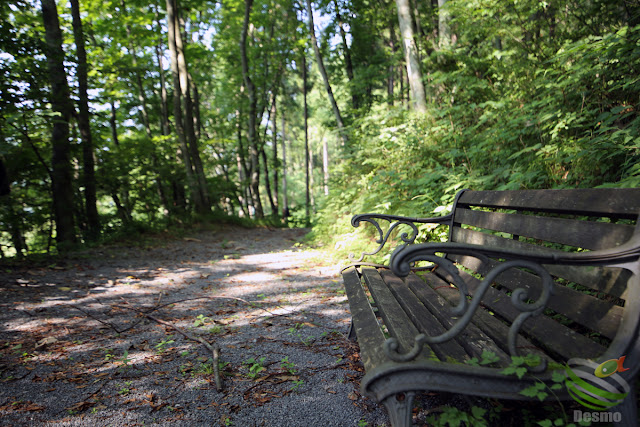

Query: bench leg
382,391,415,427
347,319,357,341
612,378,637,427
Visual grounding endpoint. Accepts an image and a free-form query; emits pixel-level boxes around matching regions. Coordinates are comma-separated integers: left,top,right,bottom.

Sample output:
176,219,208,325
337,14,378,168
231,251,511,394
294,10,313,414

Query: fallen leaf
35,337,58,350
21,403,46,412
65,401,93,412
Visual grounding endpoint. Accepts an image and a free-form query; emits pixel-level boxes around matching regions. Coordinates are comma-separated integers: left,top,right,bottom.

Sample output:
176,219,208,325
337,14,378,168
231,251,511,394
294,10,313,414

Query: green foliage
500,354,542,379
1,0,637,262
427,406,488,427
243,356,267,379
314,9,639,259
465,350,501,367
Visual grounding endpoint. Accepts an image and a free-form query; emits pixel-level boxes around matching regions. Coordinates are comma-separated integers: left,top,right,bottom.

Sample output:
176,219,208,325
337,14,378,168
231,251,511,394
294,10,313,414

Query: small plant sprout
290,379,304,391
155,337,175,353
280,356,296,374
193,314,211,328
117,350,132,370
244,357,266,379
118,381,133,395
208,325,224,335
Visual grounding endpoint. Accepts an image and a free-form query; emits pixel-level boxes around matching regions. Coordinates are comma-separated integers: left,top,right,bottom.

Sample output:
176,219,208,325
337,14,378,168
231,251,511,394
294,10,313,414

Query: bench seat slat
458,188,640,219
342,267,387,371
451,255,624,340
362,268,436,359
379,270,470,362
448,270,607,360
420,272,552,364
403,272,513,365
454,208,635,250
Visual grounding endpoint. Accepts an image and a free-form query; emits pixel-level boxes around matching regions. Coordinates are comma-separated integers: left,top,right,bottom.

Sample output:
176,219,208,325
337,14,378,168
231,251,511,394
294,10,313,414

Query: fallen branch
143,313,222,392
68,305,143,334
128,295,296,318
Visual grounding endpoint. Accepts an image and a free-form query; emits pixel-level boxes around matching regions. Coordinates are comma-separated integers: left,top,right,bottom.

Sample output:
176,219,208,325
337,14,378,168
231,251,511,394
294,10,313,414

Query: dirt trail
0,227,389,426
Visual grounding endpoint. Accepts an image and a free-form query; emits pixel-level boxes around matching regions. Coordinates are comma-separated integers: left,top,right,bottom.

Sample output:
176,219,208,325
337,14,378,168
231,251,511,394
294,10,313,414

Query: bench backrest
446,188,640,362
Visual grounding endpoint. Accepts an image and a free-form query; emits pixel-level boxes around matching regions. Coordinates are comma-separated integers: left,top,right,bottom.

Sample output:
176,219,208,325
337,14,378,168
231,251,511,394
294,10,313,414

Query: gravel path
0,227,390,426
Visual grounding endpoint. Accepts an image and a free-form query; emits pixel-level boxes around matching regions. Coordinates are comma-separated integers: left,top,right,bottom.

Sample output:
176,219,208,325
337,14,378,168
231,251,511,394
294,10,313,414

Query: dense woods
0,0,638,257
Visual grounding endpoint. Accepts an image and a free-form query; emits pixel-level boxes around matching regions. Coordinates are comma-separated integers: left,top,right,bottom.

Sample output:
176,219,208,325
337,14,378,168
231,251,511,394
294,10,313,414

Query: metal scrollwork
348,215,421,264
385,251,555,370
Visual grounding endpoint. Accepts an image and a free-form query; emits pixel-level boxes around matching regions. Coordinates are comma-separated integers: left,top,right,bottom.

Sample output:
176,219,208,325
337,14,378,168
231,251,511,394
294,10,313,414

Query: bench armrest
345,213,453,268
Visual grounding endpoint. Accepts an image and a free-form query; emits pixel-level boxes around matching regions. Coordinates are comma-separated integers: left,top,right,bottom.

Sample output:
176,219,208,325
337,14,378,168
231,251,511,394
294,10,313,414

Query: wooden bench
341,188,640,426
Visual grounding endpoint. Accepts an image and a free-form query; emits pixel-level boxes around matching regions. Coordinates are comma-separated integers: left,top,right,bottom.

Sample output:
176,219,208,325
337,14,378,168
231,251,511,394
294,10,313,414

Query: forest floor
0,226,393,426
0,225,564,426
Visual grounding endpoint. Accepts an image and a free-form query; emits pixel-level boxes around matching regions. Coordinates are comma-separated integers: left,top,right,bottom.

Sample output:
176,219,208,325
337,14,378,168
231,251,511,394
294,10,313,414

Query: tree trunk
271,95,279,212
410,0,424,53
156,42,171,136
322,136,329,196
235,108,251,217
396,0,427,112
281,112,289,219
70,0,99,241
166,0,202,212
305,0,349,145
120,0,170,216
174,3,210,213
388,20,397,106
303,54,310,221
260,148,276,215
192,81,202,140
438,0,452,49
110,102,119,145
154,6,171,137
41,0,77,247
240,0,263,218
333,0,358,109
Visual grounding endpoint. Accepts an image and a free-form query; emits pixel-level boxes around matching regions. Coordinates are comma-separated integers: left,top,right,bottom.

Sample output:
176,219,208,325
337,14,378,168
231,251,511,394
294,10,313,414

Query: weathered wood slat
450,255,623,340
458,188,640,219
379,270,470,362
341,268,386,370
403,272,513,365
451,227,631,298
362,268,436,359
454,208,635,250
447,270,607,360
420,272,552,364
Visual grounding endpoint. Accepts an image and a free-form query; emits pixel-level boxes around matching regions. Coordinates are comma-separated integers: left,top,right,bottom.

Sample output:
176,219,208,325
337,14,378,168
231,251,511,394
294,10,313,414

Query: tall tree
281,110,289,219
120,0,170,215
166,0,205,213
302,54,310,221
271,94,279,213
322,136,329,196
395,0,427,112
438,0,452,48
70,0,100,240
41,0,77,247
333,0,358,109
305,0,349,145
240,0,264,218
173,8,210,212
